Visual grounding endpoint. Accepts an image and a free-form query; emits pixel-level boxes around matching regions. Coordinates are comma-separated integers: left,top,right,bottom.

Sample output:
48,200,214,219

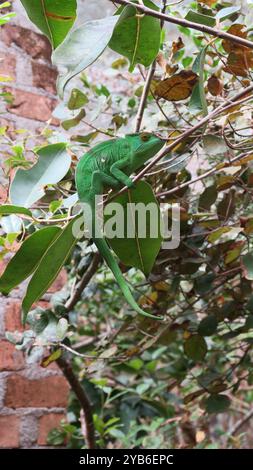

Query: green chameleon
75,132,165,320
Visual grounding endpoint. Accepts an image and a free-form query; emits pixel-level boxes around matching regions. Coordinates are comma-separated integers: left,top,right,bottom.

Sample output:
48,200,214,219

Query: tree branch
57,355,96,449
56,253,101,449
65,252,101,312
110,0,253,50
230,408,253,436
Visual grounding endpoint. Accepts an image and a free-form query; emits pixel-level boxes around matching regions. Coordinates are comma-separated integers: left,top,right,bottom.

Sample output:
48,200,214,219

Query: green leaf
184,334,207,361
225,244,243,265
189,82,202,113
100,345,118,359
56,318,69,340
217,190,235,221
109,1,161,72
49,200,62,214
71,132,99,144
0,226,61,295
242,253,253,281
26,346,44,364
37,314,60,344
0,215,22,234
62,192,78,209
68,88,88,110
202,135,227,157
52,16,119,97
10,143,71,208
41,348,62,368
205,394,231,413
104,181,163,275
61,109,86,130
22,217,79,322
136,383,151,395
189,46,208,115
198,371,221,390
0,2,11,8
244,315,253,331
0,11,15,26
216,6,240,22
185,10,216,27
198,314,218,336
20,0,77,48
207,227,230,243
6,232,18,244
47,428,65,446
199,185,217,211
246,295,253,313
0,205,33,217
128,358,143,370
195,273,215,295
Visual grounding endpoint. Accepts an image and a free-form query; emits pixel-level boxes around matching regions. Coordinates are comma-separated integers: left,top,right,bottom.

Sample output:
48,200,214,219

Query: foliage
1,0,253,449
20,0,77,48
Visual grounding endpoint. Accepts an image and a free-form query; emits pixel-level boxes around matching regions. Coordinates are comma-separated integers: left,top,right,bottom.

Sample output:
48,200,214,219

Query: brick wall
0,2,69,449
0,285,69,448
0,22,58,127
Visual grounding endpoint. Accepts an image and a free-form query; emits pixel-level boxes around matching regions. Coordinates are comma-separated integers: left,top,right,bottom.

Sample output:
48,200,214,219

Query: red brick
37,300,50,310
38,413,65,446
32,61,57,95
6,88,58,123
0,53,16,80
1,24,52,61
0,340,25,371
5,301,24,332
0,415,20,448
5,375,69,408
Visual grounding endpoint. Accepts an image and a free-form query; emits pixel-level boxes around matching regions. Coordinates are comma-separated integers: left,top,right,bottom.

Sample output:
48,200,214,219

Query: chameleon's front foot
126,179,136,190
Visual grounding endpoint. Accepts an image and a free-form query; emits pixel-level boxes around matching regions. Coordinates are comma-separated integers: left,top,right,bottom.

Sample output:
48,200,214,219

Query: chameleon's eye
140,132,150,142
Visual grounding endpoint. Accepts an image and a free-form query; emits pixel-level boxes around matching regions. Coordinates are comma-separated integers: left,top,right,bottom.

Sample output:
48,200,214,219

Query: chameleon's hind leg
110,157,135,188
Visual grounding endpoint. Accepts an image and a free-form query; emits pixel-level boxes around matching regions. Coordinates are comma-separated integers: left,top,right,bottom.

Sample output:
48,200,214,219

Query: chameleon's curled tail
94,237,162,320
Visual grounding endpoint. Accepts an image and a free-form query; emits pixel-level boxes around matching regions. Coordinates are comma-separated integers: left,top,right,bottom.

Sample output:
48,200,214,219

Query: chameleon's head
126,132,165,168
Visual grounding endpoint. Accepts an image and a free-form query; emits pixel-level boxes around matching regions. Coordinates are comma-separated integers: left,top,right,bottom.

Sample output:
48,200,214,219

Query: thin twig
60,342,124,361
65,252,101,312
81,119,115,138
73,337,97,350
135,61,156,132
57,355,96,449
138,64,175,127
135,0,167,132
110,0,253,50
108,84,253,201
157,148,253,197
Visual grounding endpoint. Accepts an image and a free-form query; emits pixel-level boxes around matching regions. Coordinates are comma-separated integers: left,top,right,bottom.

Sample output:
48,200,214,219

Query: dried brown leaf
207,75,223,96
155,70,198,101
